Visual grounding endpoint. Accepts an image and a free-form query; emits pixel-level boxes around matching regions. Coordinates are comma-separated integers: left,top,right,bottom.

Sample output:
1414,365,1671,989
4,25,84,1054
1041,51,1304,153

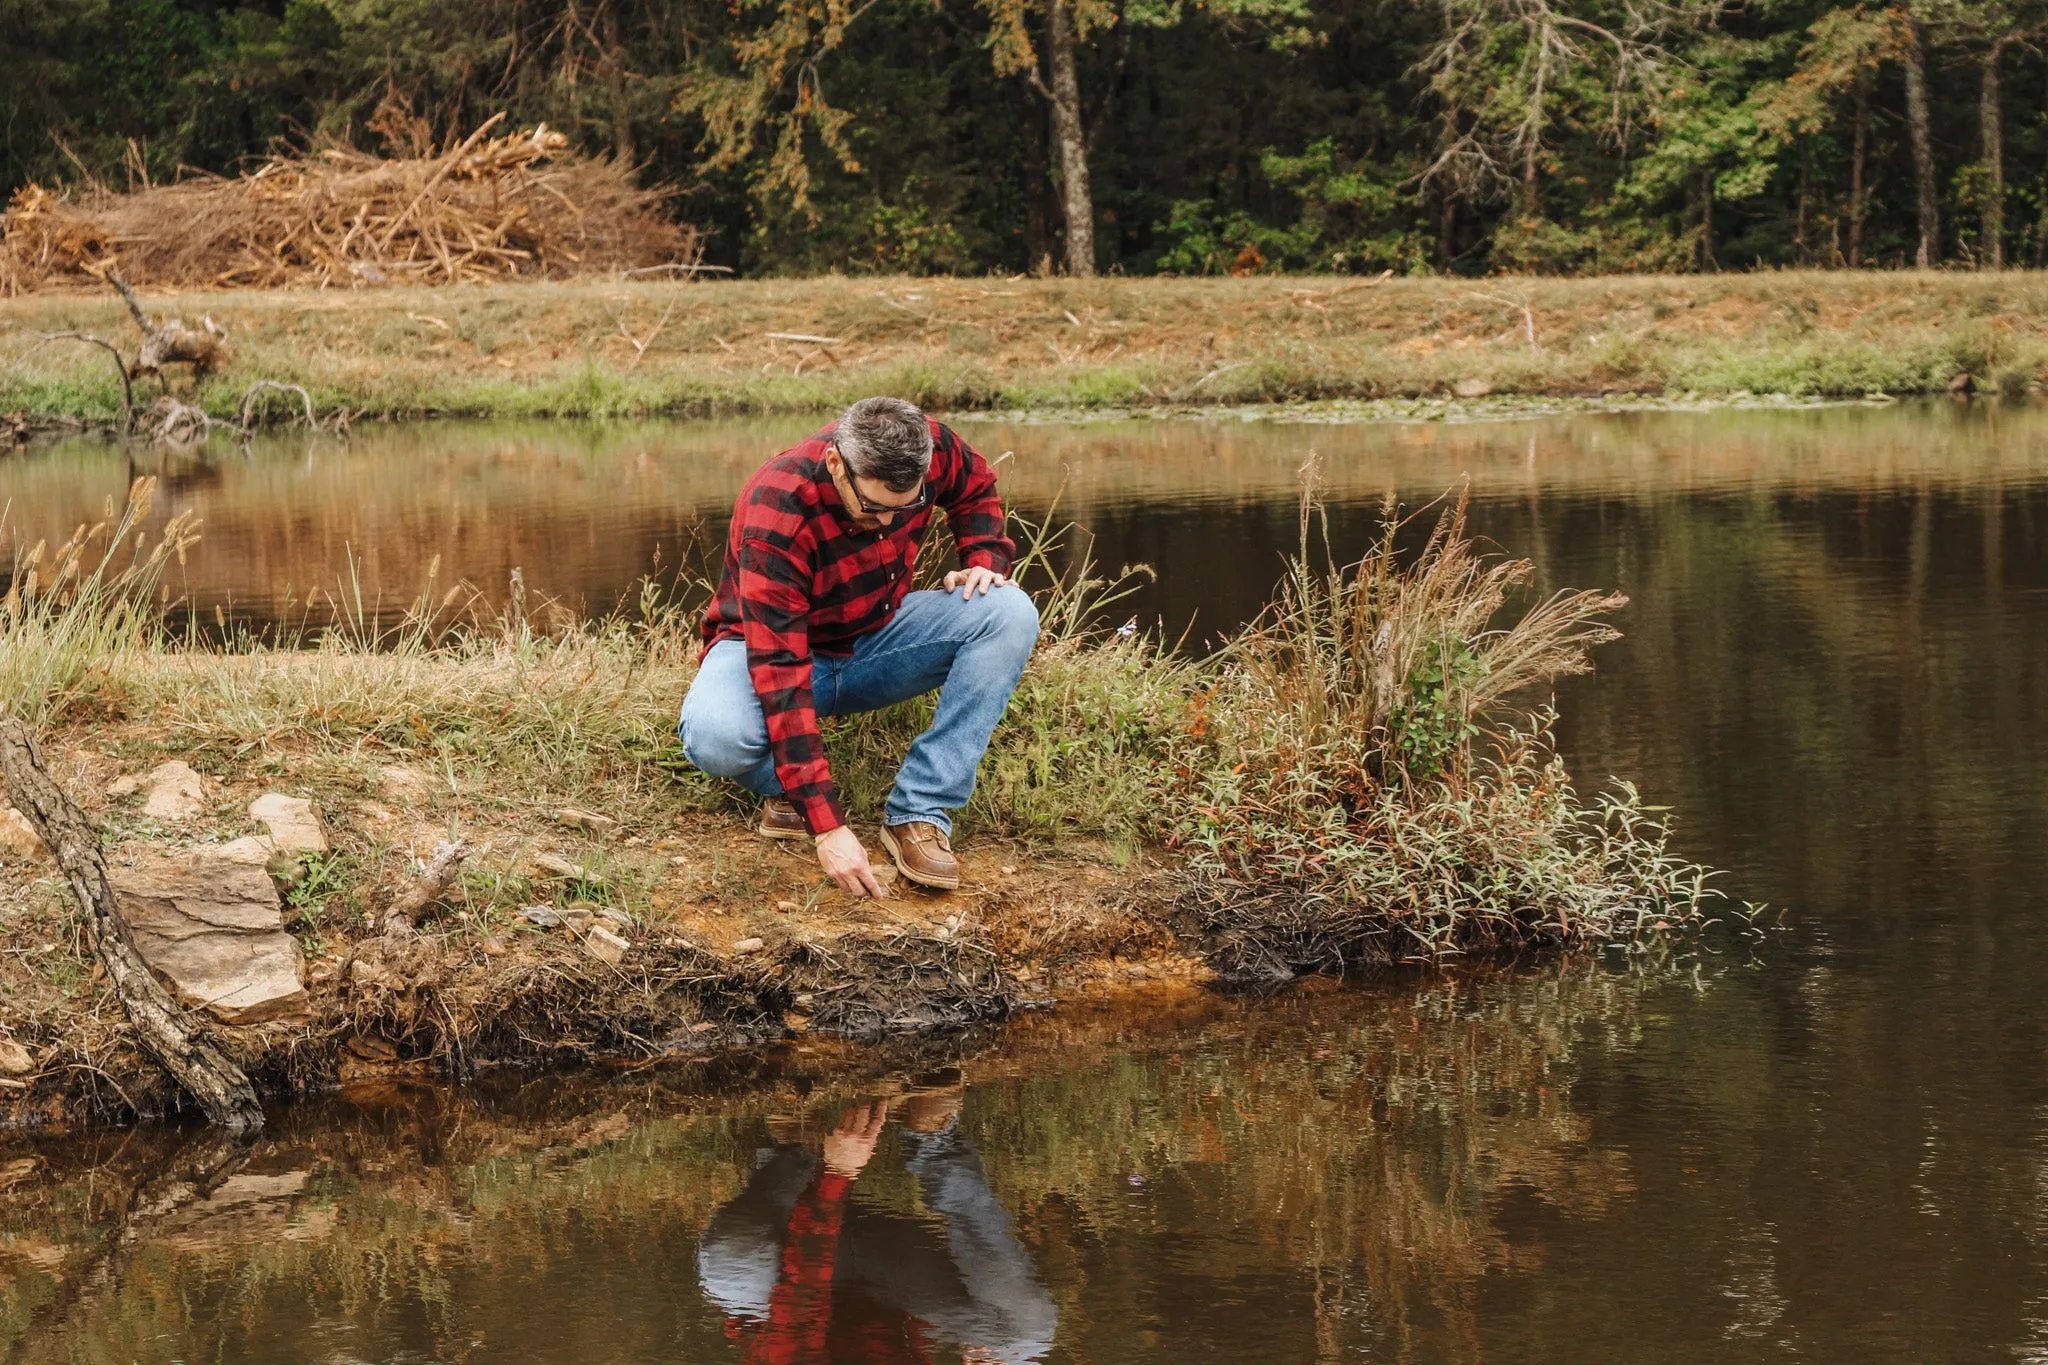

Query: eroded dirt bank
0,730,1202,1130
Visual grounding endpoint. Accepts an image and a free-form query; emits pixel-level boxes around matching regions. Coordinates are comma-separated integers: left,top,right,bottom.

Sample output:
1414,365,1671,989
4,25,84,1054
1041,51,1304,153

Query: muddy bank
0,732,1202,1130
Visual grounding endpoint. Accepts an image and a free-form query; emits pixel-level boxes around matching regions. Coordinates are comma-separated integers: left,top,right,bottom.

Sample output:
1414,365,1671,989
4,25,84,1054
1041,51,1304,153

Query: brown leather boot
879,821,960,891
758,798,808,842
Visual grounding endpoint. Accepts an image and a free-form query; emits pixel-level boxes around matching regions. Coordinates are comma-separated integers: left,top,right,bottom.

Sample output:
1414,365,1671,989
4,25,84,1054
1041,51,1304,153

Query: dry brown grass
6,268,2047,421
0,116,694,296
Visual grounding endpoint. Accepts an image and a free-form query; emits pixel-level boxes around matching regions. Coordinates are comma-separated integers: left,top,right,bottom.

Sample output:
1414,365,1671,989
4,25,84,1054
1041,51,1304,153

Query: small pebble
1001,865,1016,875
480,936,508,957
775,899,797,912
516,905,564,928
732,936,765,955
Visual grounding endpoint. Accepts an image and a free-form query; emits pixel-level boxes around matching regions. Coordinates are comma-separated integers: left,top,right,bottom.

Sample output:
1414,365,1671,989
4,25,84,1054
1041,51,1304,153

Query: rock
214,835,278,865
139,761,209,822
1452,377,1495,398
516,905,563,927
555,807,618,834
375,765,434,802
249,793,328,854
731,937,765,955
531,851,601,882
356,800,396,825
583,925,629,964
563,907,596,932
106,774,144,799
0,1040,32,1075
1950,371,1976,395
109,852,308,1024
596,907,634,929
0,808,44,863
480,935,508,958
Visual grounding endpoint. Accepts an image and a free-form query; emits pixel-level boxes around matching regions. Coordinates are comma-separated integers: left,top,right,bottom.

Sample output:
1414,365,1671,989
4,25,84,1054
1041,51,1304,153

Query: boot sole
879,824,961,891
758,812,809,842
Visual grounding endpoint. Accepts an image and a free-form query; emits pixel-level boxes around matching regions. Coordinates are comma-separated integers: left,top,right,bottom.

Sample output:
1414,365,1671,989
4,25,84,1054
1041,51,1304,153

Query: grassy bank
4,271,2046,424
0,481,1726,1127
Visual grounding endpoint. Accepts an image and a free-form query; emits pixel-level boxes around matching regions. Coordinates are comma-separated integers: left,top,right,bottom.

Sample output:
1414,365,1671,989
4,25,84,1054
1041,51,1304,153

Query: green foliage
1391,632,1486,779
7,0,2048,273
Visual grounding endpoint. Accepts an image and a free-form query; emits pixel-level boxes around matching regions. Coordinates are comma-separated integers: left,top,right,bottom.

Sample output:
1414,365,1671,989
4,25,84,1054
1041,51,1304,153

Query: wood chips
0,116,698,296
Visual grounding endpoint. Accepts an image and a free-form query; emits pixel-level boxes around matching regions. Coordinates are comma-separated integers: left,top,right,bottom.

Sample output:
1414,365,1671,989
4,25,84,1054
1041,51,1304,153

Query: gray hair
834,397,933,492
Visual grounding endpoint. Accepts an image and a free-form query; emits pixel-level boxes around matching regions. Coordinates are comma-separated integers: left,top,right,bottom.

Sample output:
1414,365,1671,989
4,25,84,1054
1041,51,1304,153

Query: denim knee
679,701,768,779
984,583,1041,654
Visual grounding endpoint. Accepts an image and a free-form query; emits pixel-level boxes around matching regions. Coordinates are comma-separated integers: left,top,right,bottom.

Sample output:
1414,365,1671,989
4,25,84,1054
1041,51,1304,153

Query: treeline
4,0,2044,277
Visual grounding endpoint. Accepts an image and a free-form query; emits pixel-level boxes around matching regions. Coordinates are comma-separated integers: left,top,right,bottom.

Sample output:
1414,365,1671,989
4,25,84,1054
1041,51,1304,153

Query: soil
0,730,1204,1132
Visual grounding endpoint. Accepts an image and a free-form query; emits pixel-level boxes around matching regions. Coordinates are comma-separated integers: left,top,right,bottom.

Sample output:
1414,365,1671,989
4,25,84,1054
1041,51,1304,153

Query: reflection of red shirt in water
727,1170,934,1365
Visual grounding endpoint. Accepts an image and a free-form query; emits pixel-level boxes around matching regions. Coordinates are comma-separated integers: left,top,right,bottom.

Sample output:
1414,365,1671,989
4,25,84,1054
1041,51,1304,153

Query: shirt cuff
814,1171,851,1201
799,791,846,837
963,547,1013,576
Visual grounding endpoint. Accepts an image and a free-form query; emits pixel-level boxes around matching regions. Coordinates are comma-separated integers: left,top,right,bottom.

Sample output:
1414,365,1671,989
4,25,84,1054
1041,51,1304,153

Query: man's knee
679,685,770,779
681,711,766,779
984,582,1040,653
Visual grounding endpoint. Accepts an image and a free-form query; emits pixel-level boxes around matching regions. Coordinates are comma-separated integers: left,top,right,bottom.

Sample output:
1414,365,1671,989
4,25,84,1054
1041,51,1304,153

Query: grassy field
4,271,2046,422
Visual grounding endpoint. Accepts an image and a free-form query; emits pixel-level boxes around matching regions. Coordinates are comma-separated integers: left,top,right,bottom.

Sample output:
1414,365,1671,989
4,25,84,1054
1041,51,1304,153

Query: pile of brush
0,111,697,295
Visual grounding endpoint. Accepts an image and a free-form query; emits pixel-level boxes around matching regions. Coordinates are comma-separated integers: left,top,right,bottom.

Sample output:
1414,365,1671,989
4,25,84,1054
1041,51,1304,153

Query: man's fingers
857,865,888,899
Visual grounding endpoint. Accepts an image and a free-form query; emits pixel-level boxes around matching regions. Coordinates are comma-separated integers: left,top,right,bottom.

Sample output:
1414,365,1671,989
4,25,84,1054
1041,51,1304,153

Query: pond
3,402,2048,1361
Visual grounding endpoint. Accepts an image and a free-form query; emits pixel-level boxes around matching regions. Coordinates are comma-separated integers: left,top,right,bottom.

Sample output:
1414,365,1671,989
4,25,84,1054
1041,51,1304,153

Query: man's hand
823,1100,890,1177
942,565,1010,600
816,824,888,899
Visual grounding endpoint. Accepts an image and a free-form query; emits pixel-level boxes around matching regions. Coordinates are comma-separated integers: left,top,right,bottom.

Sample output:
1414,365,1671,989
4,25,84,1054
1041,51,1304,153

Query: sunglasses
830,448,931,516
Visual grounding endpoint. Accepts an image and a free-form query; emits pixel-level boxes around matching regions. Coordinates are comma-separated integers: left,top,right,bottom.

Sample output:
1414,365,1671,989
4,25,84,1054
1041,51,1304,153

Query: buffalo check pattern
700,419,1016,835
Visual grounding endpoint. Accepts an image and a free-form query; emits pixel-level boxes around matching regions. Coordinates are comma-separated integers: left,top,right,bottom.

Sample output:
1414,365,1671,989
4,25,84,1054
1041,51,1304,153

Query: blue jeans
679,585,1040,836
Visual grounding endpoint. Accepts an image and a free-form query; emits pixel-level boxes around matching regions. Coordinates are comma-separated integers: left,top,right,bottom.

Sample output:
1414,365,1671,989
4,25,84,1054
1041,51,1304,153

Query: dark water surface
5,404,2048,1362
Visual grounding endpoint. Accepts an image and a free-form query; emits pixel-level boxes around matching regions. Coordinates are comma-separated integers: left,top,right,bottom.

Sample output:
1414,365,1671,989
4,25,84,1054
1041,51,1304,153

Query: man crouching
680,397,1039,898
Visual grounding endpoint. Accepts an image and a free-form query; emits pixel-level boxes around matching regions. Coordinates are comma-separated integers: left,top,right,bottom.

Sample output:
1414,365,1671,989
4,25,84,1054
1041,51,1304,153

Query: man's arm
932,425,1016,576
737,532,843,835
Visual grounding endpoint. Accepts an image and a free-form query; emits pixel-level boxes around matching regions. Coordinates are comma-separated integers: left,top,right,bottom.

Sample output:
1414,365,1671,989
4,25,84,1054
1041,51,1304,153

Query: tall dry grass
1170,471,1723,973
0,479,194,726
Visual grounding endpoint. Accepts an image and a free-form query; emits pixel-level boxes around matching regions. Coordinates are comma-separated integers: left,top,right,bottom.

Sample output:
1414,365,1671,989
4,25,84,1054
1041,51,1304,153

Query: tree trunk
1849,67,1871,268
1982,38,2007,270
1698,170,1717,271
1438,189,1457,270
0,720,264,1133
1016,80,1053,273
1521,132,1541,217
604,4,635,169
1902,19,1941,267
1796,138,1811,266
1043,0,1096,277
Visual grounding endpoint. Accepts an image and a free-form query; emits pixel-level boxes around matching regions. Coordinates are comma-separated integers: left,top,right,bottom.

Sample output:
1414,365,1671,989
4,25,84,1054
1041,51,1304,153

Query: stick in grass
0,718,264,1133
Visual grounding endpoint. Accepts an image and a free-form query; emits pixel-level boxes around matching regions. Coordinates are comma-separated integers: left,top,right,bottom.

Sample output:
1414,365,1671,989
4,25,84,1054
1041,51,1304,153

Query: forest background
1,0,2037,281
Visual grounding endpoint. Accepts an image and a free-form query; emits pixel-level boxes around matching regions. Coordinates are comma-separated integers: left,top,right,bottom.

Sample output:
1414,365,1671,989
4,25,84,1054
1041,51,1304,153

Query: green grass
8,271,2048,425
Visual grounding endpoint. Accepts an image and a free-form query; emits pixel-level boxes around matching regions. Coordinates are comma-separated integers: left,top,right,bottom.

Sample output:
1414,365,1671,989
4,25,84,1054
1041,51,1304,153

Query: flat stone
215,835,280,865
531,852,600,882
516,905,564,927
0,1040,32,1075
1452,378,1495,398
106,774,144,799
249,793,328,855
583,926,629,964
555,808,618,834
110,852,308,1024
0,808,44,863
731,937,765,955
139,761,209,822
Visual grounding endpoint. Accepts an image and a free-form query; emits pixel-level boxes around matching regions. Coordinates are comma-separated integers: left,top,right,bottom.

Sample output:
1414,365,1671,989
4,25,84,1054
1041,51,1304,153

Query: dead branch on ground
0,719,265,1133
383,840,469,935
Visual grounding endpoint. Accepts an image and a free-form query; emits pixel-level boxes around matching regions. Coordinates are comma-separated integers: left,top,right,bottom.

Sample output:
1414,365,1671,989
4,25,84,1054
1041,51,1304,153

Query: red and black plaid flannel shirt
700,419,1016,836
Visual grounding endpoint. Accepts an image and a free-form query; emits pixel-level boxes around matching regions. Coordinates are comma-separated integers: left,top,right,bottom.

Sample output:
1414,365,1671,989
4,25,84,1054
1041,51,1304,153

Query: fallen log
0,719,264,1133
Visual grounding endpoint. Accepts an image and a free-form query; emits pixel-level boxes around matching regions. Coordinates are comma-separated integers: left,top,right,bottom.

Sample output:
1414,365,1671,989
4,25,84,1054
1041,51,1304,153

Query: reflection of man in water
697,1091,1057,1364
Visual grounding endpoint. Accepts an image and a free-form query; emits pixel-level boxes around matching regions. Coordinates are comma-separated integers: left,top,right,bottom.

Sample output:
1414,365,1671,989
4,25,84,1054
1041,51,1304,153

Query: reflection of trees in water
0,962,1684,1363
973,961,1678,1363
7,402,2048,637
